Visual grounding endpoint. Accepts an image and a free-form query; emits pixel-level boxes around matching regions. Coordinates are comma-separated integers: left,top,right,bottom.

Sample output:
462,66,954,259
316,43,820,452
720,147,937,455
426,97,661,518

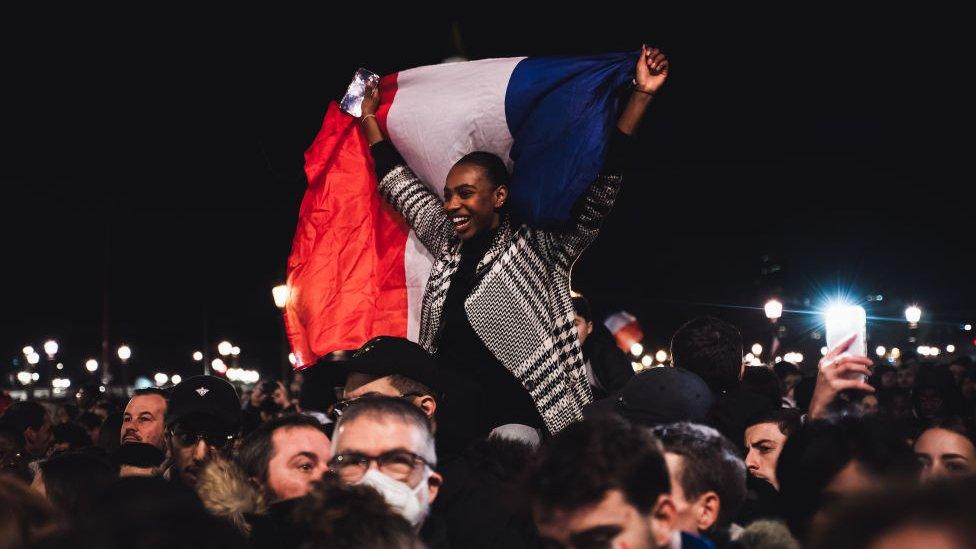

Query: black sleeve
369,139,407,182
601,128,638,175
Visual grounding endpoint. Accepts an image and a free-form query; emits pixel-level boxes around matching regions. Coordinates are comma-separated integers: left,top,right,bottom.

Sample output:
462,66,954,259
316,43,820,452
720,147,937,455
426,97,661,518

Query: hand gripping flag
285,52,635,368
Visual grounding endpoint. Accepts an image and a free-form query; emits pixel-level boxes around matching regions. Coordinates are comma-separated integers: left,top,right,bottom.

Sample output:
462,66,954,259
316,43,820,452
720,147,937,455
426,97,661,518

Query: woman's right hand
360,86,380,118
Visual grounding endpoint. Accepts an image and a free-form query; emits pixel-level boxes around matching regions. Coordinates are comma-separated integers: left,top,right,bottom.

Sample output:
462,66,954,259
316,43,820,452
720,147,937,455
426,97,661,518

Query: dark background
3,8,973,384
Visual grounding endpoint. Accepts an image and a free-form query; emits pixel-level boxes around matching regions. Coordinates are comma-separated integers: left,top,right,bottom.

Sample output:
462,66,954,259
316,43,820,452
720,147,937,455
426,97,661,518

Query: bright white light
288,353,297,366
218,341,233,356
85,359,98,372
31,372,40,381
631,362,643,372
231,346,241,357
965,324,973,332
211,358,227,374
272,284,290,309
192,351,203,361
905,306,922,324
745,353,755,361
947,345,956,353
27,352,40,365
22,346,34,356
875,346,886,358
154,372,169,386
820,346,828,356
17,371,31,385
764,299,783,320
751,343,763,356
641,355,653,367
630,343,644,357
43,340,59,356
891,347,901,359
52,378,71,389
655,349,668,363
226,368,240,382
117,345,132,361
99,385,106,393
775,356,783,363
784,352,804,364
931,347,940,356
56,363,64,370
171,374,182,385
917,345,929,356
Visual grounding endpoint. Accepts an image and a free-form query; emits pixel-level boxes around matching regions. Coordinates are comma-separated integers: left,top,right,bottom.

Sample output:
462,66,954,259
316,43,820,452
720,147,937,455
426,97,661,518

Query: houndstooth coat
378,163,623,434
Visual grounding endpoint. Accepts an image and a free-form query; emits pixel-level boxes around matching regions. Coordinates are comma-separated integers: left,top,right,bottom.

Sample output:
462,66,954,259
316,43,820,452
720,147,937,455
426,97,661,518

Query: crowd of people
2,320,975,548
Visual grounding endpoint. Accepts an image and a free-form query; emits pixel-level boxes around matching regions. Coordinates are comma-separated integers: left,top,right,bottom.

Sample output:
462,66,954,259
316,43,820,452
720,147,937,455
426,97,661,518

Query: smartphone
339,68,381,118
824,305,867,380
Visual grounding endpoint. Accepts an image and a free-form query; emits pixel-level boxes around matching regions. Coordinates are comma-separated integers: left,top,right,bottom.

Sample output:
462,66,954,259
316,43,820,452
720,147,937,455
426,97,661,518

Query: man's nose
192,439,210,461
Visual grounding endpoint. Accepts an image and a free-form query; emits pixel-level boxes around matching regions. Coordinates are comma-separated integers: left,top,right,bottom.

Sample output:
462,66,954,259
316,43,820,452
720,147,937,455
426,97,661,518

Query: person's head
238,414,332,502
526,415,677,549
880,387,915,420
165,375,242,487
92,401,114,421
914,423,976,482
670,317,744,395
948,358,971,386
54,403,78,425
443,151,509,240
773,361,802,399
859,393,880,415
571,294,594,346
121,388,168,449
76,412,102,446
337,337,440,424
776,417,918,539
1,401,53,458
896,366,915,389
330,396,441,528
651,422,746,536
33,451,116,517
583,367,713,427
743,408,803,490
874,364,898,389
741,366,784,408
292,473,423,549
808,477,976,549
51,422,93,455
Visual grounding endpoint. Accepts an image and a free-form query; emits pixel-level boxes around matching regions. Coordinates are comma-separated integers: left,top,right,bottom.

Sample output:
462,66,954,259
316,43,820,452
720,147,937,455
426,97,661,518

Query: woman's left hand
635,45,669,94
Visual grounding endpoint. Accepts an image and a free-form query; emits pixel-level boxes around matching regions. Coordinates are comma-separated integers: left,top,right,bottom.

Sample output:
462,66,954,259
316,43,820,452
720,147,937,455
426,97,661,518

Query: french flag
286,53,635,368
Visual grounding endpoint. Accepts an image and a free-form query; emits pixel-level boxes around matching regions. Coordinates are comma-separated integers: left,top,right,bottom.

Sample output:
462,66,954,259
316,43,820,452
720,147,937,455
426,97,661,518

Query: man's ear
427,471,443,505
695,492,721,532
416,395,437,419
649,493,677,548
494,185,508,209
24,427,37,446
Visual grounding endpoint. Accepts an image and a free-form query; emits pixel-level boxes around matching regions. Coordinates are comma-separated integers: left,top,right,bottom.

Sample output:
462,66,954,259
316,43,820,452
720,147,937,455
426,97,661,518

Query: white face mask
356,468,430,527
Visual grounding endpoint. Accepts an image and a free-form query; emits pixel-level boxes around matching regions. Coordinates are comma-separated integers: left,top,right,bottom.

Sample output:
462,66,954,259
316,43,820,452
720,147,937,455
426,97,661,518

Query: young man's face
265,425,332,502
534,489,676,549
744,422,788,490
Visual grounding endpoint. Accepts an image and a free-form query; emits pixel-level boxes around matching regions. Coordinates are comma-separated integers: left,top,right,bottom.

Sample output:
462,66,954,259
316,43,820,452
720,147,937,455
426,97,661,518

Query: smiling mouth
450,215,472,232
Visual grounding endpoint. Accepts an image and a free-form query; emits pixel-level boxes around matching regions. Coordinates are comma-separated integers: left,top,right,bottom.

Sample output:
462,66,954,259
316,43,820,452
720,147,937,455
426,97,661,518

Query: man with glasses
330,396,446,546
164,375,242,487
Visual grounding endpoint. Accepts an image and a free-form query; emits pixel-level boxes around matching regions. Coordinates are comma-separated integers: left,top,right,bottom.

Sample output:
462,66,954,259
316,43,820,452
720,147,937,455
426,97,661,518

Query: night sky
3,8,973,385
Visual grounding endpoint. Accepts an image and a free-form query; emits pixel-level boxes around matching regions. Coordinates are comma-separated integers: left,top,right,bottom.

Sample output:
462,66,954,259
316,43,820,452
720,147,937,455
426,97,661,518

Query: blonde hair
196,455,266,536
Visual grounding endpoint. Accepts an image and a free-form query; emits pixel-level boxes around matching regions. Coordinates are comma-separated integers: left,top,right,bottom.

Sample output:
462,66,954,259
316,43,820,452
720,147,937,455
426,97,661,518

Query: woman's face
914,428,976,481
443,163,506,240
744,422,788,490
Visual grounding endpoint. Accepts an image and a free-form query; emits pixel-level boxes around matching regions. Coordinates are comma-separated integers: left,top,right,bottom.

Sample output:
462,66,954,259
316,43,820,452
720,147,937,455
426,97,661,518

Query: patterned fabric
378,165,622,434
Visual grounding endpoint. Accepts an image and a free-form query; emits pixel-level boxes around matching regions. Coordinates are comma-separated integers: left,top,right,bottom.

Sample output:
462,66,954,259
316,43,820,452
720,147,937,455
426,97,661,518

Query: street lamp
192,351,203,361
654,349,668,363
630,343,644,357
17,371,32,385
211,358,227,374
171,374,182,385
85,359,99,373
272,284,290,309
764,299,783,321
751,343,763,356
875,346,886,358
231,346,241,357
117,345,132,362
43,340,59,358
905,305,921,326
947,345,956,353
218,341,233,357
22,346,34,356
27,352,40,365
154,373,169,386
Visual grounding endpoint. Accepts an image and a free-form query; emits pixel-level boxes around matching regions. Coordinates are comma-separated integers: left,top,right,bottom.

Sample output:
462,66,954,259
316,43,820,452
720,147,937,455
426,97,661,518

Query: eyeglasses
328,450,429,482
169,428,235,450
330,391,425,420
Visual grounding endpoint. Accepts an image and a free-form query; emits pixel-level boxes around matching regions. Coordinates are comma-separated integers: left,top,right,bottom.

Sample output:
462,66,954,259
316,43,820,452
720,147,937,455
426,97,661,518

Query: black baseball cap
584,367,714,428
340,336,442,395
165,375,242,434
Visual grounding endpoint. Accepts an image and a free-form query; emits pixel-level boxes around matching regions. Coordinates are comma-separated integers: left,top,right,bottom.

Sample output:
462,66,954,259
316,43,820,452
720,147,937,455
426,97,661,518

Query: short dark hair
292,474,422,549
571,295,591,321
746,408,803,438
454,151,510,189
526,415,670,519
333,396,436,466
238,414,327,484
39,451,117,517
386,374,434,398
1,401,47,438
742,366,783,407
52,423,93,450
76,412,103,431
652,422,746,529
132,387,170,399
671,317,743,395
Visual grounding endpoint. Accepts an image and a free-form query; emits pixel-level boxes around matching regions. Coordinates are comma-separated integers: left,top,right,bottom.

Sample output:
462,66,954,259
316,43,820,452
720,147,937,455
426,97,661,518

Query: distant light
891,347,901,359
764,299,783,320
876,295,883,301
211,358,227,374
171,374,182,385
931,347,940,356
631,362,643,372
85,359,99,372
22,346,34,356
117,345,132,361
655,349,668,363
875,346,886,358
43,340,59,357
226,368,240,382
99,385,106,393
272,285,290,309
751,343,763,356
917,345,929,356
52,378,71,389
795,353,804,363
288,353,297,366
16,371,31,385
745,353,755,361
820,346,828,356
775,356,783,363
630,343,644,357
905,305,922,324
965,324,972,332
192,351,203,361
27,352,40,365
641,355,653,367
217,341,233,356
56,363,64,370
947,345,956,353
231,346,241,357
154,372,169,386
31,372,40,381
